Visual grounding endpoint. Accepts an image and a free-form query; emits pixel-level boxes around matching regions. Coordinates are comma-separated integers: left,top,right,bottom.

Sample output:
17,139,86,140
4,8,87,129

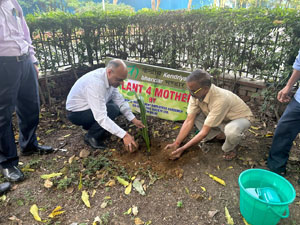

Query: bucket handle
268,205,289,219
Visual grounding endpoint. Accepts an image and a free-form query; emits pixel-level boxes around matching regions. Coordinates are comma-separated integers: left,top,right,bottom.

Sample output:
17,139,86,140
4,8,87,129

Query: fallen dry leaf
48,206,65,218
174,168,183,179
66,187,74,194
100,201,107,209
132,206,138,216
225,206,234,225
79,149,90,158
208,210,219,218
190,193,204,201
134,217,144,225
81,191,90,208
8,216,23,225
105,179,116,187
207,173,226,186
40,173,62,179
30,204,42,222
125,183,132,195
44,179,53,189
68,155,76,164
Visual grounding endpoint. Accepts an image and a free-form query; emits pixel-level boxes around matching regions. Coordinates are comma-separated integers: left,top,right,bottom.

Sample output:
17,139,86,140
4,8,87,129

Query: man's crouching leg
222,118,251,160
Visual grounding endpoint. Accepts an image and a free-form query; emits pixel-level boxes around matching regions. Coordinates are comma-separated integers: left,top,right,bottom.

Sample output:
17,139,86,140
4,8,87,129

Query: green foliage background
27,7,300,117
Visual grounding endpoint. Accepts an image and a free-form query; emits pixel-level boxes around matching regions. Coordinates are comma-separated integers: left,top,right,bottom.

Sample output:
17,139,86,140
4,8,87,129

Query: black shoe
0,182,11,194
2,166,24,182
21,144,53,156
84,135,106,149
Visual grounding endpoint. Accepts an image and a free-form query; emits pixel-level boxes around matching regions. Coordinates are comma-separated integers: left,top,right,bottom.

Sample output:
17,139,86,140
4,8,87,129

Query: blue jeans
0,56,39,168
267,97,300,174
67,101,120,140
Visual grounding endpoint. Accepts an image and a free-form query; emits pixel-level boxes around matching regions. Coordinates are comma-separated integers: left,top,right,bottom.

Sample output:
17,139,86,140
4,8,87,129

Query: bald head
186,69,211,88
106,59,128,88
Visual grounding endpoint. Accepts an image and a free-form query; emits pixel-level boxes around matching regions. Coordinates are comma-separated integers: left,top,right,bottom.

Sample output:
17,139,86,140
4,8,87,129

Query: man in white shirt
66,59,144,152
0,0,52,182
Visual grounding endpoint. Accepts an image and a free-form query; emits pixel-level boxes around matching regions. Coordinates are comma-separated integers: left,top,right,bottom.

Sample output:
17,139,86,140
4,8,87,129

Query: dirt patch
111,140,199,178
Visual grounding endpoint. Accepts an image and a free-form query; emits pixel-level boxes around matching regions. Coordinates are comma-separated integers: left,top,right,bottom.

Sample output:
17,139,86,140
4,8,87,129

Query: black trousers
0,56,39,168
67,101,120,140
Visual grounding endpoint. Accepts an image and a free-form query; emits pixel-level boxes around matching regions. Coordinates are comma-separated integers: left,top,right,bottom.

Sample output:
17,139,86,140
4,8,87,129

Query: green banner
106,58,191,121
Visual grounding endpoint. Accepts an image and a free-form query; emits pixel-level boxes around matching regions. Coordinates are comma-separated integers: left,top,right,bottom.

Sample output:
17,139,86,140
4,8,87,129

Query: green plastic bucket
238,169,296,225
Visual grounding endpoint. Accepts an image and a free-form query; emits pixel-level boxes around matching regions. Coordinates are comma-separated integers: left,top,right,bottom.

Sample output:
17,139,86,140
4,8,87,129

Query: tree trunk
113,0,118,5
151,0,155,10
187,0,192,10
156,0,161,10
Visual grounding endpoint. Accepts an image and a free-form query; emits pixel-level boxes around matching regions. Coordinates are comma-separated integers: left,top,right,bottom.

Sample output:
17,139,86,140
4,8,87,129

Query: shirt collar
202,84,215,104
104,69,110,89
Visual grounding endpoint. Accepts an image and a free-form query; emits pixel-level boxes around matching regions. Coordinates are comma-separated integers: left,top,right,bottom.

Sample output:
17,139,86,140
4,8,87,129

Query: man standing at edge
165,69,253,160
66,59,144,152
0,0,53,182
267,49,300,179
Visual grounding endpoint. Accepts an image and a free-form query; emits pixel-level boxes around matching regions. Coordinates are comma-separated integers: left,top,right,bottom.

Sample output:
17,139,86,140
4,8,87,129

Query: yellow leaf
37,136,40,141
45,129,55,134
248,129,259,136
81,191,90,208
131,176,136,181
207,173,226,186
250,126,260,130
172,125,180,130
92,189,96,197
124,207,132,215
105,179,116,187
78,173,82,190
0,195,6,201
48,206,65,218
200,186,206,192
93,216,101,225
208,195,212,200
21,164,35,172
134,217,144,225
225,206,234,225
30,204,42,222
104,196,111,200
217,165,220,170
14,134,19,140
44,179,53,189
116,176,129,187
145,221,152,225
265,131,273,137
125,182,132,195
226,166,233,170
184,187,190,194
68,155,76,164
40,173,62,179
243,217,250,225
63,134,71,138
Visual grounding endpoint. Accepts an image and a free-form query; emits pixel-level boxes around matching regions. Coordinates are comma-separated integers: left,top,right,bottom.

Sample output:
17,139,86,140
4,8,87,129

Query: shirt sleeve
293,49,300,71
111,88,135,122
187,96,201,115
86,83,126,139
204,98,231,127
19,4,37,63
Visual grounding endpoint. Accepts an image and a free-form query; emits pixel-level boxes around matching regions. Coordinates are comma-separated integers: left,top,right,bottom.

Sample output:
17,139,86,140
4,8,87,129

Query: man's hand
277,86,292,103
33,64,39,79
164,142,180,151
131,118,145,129
123,133,138,152
169,147,185,160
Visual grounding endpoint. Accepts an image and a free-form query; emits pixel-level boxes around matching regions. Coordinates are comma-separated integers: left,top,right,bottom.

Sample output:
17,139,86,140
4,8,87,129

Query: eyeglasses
189,87,202,97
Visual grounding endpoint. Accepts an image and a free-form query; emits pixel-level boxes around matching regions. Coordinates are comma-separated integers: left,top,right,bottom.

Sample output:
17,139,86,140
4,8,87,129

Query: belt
0,52,30,62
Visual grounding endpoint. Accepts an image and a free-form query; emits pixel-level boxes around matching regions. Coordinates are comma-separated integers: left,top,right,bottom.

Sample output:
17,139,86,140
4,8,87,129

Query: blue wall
109,0,212,10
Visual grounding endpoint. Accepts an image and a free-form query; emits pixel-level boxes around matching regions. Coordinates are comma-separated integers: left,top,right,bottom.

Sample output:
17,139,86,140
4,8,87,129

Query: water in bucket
239,169,296,225
246,187,281,203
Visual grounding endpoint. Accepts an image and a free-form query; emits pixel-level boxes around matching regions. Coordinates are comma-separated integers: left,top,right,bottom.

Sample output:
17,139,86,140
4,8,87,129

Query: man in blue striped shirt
268,49,300,179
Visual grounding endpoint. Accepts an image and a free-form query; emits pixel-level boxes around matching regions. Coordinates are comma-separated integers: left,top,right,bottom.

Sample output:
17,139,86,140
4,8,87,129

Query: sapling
134,93,151,152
